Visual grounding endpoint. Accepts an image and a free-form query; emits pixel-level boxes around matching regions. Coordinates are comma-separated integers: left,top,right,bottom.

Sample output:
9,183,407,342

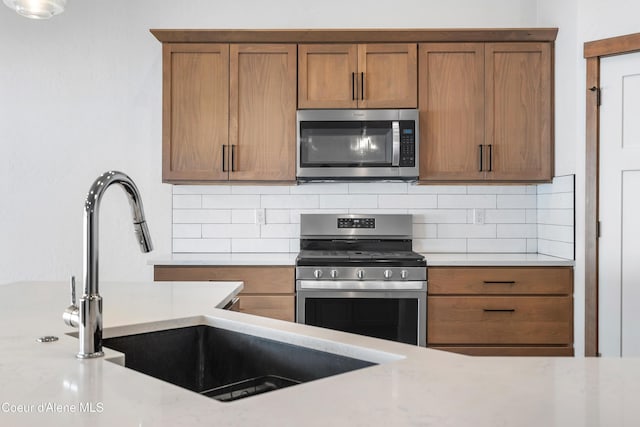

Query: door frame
584,32,640,357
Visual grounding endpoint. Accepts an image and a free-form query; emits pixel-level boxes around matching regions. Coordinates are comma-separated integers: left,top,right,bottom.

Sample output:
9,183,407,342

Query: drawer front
238,295,295,322
427,296,573,345
428,267,573,295
429,346,574,357
154,266,294,294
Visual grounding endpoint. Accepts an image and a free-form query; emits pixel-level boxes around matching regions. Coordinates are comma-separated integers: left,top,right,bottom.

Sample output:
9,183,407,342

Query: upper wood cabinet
162,43,296,183
298,43,417,109
419,42,553,182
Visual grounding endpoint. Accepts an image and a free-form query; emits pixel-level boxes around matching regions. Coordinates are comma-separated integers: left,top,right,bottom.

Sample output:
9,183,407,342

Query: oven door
296,281,427,346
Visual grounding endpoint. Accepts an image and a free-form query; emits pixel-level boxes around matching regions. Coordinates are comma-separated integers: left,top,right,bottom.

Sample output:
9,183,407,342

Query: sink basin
103,325,376,402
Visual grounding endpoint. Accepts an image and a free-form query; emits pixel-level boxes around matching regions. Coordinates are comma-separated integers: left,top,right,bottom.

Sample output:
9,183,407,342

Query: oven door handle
391,121,400,166
297,280,426,291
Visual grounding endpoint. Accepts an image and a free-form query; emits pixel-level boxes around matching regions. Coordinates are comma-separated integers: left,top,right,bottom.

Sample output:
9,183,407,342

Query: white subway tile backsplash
291,183,349,194
173,209,231,224
467,185,532,195
173,238,231,253
496,195,536,209
319,194,378,209
231,210,256,224
537,209,574,226
438,224,496,239
413,239,467,253
266,210,291,224
172,224,202,238
484,209,526,224
438,194,496,209
467,239,527,253
231,239,290,253
379,194,437,209
408,185,466,194
261,224,299,238
203,195,260,209
173,195,202,209
497,224,537,238
410,209,468,224
261,195,319,209
349,182,408,194
170,175,575,259
202,224,260,239
231,186,290,195
412,224,438,239
537,224,574,243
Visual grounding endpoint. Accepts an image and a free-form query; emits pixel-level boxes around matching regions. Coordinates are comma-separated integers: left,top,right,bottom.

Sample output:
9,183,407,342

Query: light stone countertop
0,280,638,426
151,252,574,267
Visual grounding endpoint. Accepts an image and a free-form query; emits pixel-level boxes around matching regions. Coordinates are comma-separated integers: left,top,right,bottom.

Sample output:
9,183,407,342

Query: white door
599,51,640,356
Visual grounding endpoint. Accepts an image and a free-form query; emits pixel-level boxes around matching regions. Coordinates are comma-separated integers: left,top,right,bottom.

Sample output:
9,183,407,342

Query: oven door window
299,121,393,167
304,297,418,345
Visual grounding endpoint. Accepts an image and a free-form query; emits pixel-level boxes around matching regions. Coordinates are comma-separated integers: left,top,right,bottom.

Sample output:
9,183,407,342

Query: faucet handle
70,275,76,306
63,275,79,328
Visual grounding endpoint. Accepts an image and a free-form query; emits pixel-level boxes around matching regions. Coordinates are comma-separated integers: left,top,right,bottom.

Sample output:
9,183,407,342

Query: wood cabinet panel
358,44,417,108
229,44,297,181
430,346,574,357
154,266,294,294
238,295,295,322
485,42,552,181
428,296,573,345
298,43,417,109
298,44,358,109
428,267,573,295
418,43,484,181
162,44,229,182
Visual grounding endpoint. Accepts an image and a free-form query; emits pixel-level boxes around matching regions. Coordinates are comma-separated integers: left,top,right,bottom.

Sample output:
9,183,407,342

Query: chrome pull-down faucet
63,171,153,359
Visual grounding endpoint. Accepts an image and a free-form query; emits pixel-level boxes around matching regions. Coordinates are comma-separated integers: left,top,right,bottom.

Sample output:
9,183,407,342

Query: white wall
0,0,538,285
536,0,640,357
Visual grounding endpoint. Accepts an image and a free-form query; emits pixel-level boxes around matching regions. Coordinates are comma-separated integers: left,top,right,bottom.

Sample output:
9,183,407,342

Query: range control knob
356,270,365,280
400,270,409,280
313,269,323,279
384,269,393,279
330,270,338,279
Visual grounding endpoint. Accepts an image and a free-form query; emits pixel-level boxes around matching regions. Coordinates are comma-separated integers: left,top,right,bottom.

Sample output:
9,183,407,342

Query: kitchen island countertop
0,280,635,426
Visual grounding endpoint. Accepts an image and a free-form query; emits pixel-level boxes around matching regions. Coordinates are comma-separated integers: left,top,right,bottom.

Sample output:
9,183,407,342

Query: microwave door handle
392,121,400,166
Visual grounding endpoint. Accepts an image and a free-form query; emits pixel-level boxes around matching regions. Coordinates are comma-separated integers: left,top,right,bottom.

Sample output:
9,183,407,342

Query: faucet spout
73,171,153,359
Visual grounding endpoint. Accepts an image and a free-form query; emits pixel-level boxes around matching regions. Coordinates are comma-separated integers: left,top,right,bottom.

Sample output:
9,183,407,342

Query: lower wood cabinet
427,266,573,356
154,266,295,322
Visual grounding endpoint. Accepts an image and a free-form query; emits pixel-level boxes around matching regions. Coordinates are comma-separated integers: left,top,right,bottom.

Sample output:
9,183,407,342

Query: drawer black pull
483,281,516,285
483,308,516,313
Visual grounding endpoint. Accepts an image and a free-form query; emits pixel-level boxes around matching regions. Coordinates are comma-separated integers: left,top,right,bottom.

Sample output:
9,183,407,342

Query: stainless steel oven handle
298,280,426,291
391,121,400,166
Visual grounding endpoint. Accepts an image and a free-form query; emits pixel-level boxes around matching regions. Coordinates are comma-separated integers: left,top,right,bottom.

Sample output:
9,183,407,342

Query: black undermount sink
103,325,376,402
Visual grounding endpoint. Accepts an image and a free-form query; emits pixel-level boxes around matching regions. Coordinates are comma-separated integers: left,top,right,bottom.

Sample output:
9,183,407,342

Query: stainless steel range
295,214,427,346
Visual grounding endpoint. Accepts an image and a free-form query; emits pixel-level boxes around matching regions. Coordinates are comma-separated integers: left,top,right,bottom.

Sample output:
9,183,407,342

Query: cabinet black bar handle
483,281,516,284
478,145,484,171
360,72,364,100
222,145,227,172
483,309,516,313
231,145,236,172
488,144,493,172
352,72,356,100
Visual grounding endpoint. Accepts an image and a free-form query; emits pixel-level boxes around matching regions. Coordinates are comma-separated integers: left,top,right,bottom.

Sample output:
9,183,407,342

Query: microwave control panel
399,121,416,167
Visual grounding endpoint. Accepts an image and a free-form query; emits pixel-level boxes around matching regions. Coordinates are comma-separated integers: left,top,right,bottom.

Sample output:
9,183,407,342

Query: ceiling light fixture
3,0,66,19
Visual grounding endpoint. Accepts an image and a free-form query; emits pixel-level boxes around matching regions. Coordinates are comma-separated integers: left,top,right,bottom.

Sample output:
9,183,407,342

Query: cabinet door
229,44,297,181
358,43,417,109
485,42,553,181
418,43,485,181
162,44,229,182
298,44,358,109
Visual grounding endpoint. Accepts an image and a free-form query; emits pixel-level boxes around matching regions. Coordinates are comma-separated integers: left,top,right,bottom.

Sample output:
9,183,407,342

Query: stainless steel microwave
296,109,419,181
